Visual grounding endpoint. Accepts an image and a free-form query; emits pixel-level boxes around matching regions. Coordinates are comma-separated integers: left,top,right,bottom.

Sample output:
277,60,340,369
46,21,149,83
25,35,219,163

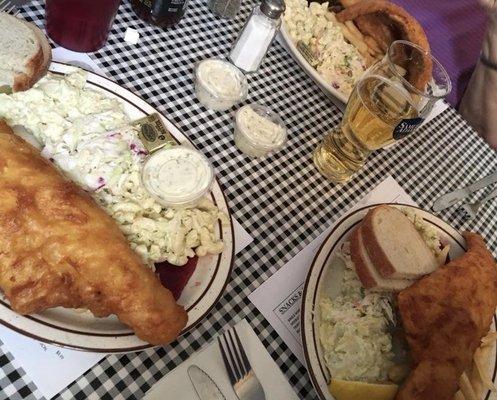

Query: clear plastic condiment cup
141,146,214,208
233,104,287,157
194,58,248,111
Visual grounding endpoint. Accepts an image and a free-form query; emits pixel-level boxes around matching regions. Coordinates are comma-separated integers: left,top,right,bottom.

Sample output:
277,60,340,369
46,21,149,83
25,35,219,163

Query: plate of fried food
280,0,430,103
0,56,234,352
302,204,497,400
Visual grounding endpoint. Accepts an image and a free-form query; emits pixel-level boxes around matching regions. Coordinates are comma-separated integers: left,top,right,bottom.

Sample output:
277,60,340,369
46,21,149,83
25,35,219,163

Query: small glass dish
141,146,214,208
233,104,287,157
194,58,248,111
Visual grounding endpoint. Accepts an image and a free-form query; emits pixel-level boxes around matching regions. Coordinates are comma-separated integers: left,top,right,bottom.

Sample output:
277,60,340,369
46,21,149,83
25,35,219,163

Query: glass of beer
313,40,451,183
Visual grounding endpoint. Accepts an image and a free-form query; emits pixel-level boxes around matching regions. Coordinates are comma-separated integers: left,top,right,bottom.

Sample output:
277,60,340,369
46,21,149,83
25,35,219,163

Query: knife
188,365,227,400
432,171,497,212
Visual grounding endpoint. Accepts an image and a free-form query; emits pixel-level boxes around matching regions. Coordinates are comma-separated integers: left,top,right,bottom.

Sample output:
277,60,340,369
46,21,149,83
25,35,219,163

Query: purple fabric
393,0,487,106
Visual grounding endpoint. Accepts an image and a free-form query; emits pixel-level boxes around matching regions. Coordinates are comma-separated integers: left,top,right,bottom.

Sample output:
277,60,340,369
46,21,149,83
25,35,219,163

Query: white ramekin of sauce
194,58,248,111
234,104,287,157
141,146,214,207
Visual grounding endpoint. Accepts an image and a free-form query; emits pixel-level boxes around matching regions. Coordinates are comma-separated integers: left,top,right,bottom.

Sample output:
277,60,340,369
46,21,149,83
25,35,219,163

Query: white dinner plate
0,62,235,353
301,204,497,400
279,24,348,106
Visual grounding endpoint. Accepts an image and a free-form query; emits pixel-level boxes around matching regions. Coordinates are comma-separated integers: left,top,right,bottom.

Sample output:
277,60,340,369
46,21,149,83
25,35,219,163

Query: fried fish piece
336,0,432,90
396,232,497,400
0,120,187,345
355,13,395,53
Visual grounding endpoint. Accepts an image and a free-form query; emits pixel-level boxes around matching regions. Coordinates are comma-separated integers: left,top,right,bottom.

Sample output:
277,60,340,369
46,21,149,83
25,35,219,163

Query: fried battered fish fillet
337,0,432,90
0,120,187,345
396,232,497,400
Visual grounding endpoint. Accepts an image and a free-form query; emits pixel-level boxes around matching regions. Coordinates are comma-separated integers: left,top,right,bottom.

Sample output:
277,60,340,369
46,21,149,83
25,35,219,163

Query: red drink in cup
45,0,121,52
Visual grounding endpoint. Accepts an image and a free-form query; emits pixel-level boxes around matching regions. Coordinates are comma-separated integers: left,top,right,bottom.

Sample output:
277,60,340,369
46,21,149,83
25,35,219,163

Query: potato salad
0,69,226,266
284,0,366,96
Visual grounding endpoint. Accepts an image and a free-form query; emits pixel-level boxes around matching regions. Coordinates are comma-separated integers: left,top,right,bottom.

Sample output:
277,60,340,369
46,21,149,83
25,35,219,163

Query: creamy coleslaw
0,69,226,266
319,243,394,382
401,208,444,256
318,208,447,383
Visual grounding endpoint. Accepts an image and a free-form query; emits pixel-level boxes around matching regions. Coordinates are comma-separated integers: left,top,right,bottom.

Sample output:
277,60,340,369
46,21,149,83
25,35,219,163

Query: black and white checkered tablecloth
1,1,497,399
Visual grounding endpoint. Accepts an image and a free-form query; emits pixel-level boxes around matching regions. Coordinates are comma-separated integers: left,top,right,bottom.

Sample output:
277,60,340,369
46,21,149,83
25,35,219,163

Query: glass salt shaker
208,0,241,19
229,0,285,73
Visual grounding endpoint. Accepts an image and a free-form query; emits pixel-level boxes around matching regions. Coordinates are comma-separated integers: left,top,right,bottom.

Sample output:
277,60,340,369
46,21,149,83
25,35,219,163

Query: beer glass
313,40,451,183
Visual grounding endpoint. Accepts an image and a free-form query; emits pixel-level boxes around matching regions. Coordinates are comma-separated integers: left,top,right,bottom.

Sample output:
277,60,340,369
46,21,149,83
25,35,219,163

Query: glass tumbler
45,0,121,52
313,40,452,183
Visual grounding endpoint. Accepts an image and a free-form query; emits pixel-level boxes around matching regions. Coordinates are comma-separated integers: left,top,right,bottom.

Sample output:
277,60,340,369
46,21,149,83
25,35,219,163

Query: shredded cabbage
319,244,394,382
0,70,226,266
401,208,445,257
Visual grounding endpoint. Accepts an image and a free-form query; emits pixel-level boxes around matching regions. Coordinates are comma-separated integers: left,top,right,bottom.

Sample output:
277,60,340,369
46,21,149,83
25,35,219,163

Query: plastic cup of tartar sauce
141,146,214,208
233,104,287,157
194,58,248,111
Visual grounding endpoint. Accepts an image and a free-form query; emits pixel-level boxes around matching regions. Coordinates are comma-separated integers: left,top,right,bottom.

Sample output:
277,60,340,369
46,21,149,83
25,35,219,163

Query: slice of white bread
350,226,415,291
21,19,51,76
361,205,439,279
0,13,51,92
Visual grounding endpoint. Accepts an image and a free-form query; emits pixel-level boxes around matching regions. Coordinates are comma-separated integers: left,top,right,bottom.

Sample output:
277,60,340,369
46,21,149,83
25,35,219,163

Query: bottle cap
260,0,285,19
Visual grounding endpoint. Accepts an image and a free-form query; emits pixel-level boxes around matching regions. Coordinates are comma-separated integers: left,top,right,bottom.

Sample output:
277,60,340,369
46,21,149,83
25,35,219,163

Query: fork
458,187,497,220
218,327,266,400
297,41,320,67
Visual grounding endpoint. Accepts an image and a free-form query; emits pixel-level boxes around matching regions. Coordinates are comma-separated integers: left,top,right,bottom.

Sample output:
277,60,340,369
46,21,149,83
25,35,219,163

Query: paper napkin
143,319,299,400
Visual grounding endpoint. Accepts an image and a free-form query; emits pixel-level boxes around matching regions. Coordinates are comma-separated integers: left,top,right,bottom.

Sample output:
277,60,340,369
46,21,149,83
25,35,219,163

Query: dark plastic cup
45,0,121,52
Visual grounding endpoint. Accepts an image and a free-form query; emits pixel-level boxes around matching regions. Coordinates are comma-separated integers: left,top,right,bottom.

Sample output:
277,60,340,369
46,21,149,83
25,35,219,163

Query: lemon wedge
328,378,398,400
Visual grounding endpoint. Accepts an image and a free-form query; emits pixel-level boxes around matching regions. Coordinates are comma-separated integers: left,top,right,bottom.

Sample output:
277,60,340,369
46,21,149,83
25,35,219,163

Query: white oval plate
0,62,235,353
301,204,497,400
279,24,348,105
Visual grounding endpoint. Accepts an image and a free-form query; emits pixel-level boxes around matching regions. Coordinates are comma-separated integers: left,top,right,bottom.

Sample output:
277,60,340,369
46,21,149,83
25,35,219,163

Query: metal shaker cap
260,0,285,19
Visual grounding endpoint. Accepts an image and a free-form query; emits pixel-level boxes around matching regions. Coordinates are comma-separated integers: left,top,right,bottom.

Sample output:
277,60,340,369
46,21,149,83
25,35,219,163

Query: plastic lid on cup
141,146,214,207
